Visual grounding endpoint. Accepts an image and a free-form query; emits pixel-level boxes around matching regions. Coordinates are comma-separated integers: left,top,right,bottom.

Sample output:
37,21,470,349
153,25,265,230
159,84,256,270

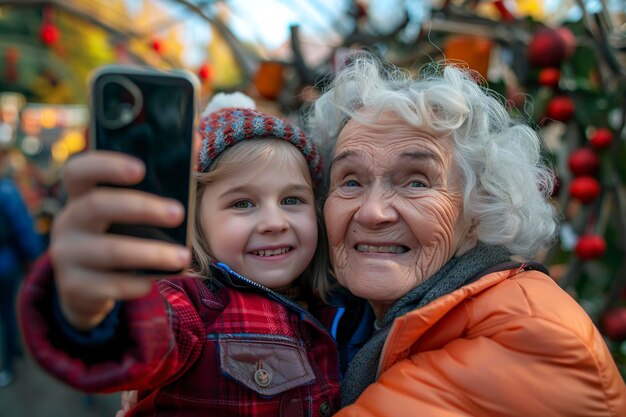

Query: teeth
252,247,291,257
356,245,407,254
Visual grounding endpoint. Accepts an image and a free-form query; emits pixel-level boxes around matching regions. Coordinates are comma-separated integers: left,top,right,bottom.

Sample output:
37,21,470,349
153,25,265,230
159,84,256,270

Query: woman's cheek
323,196,346,245
329,245,349,284
324,196,351,283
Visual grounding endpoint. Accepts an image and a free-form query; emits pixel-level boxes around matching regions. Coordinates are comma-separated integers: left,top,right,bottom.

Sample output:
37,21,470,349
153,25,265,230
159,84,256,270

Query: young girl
19,93,342,416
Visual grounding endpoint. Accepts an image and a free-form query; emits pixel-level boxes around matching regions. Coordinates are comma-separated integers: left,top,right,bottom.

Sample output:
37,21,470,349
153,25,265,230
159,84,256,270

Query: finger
54,232,190,273
63,151,145,199
121,390,137,411
57,267,157,302
120,390,131,407
54,267,155,330
55,187,185,235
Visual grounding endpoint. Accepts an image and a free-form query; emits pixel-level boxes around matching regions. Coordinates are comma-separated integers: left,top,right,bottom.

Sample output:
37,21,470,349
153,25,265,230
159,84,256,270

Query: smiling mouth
355,245,409,254
250,247,293,257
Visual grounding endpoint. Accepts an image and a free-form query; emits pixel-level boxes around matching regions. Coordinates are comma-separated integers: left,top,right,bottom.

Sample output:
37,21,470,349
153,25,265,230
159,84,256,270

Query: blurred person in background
0,147,43,387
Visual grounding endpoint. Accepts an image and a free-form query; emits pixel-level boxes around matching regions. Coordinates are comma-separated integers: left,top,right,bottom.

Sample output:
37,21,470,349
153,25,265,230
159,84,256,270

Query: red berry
589,128,613,150
538,68,560,87
151,38,163,53
40,23,60,45
568,147,599,177
527,28,567,68
602,308,626,341
198,63,212,81
569,176,600,204
546,95,574,122
575,235,606,260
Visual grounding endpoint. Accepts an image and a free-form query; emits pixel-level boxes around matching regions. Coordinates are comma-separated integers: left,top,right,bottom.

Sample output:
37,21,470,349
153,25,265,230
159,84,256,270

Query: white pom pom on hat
201,92,256,117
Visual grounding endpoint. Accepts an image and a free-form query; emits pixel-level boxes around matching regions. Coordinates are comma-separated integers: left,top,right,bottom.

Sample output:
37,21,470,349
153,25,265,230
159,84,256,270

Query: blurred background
0,0,624,415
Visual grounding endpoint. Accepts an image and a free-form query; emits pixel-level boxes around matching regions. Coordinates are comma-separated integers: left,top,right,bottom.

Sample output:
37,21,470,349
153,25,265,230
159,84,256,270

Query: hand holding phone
50,151,191,330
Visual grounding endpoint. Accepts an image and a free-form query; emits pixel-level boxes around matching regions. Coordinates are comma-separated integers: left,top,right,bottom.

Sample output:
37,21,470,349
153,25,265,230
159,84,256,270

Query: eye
408,180,426,188
232,200,254,209
282,196,302,206
345,179,361,187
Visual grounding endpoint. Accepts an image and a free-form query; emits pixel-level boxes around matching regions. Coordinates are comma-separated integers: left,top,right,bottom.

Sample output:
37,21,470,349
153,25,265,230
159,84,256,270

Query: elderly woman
310,55,626,415
19,56,625,417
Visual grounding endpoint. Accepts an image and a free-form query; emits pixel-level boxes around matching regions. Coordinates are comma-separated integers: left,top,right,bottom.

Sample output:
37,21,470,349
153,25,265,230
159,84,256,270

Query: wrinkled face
200,155,318,289
324,115,475,316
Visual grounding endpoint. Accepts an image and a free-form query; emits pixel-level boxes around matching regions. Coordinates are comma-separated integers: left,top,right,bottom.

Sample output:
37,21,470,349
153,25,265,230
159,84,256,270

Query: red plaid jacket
19,255,341,417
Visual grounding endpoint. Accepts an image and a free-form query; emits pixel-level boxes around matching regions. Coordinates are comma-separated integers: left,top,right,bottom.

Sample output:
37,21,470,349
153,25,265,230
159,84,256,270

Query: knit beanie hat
197,92,323,186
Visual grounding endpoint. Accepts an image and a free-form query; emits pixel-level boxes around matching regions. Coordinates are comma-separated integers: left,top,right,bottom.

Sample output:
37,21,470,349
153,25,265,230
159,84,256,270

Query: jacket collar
378,267,518,376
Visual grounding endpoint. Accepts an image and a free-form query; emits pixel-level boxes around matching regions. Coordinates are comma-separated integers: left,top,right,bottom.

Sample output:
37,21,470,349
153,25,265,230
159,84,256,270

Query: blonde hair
191,138,334,301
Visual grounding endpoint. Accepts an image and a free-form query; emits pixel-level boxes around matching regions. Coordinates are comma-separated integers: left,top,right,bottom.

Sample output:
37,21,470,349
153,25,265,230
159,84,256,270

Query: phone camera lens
97,75,143,129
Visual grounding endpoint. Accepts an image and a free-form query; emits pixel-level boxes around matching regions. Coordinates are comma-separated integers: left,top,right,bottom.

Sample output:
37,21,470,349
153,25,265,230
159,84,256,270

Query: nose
257,204,289,234
354,183,398,227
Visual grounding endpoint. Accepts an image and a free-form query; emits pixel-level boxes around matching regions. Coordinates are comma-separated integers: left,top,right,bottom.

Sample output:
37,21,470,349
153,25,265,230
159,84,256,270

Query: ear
454,219,479,256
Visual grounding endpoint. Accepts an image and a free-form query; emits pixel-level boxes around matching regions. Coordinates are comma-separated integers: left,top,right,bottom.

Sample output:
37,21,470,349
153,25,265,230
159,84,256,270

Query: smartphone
89,65,199,274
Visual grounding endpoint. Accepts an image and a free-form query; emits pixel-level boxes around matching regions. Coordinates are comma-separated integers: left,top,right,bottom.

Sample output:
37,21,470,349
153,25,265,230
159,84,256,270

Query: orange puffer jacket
336,267,626,417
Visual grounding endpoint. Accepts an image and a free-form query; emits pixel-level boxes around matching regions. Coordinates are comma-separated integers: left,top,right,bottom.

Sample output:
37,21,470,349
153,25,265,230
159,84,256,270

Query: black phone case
89,65,198,274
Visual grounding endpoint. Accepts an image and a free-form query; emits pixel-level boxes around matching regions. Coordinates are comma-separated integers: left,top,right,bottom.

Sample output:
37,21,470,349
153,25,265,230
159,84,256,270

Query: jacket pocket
218,334,315,397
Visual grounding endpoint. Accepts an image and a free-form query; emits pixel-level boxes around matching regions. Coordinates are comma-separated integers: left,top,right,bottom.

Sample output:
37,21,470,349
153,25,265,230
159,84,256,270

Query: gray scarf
341,243,512,406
